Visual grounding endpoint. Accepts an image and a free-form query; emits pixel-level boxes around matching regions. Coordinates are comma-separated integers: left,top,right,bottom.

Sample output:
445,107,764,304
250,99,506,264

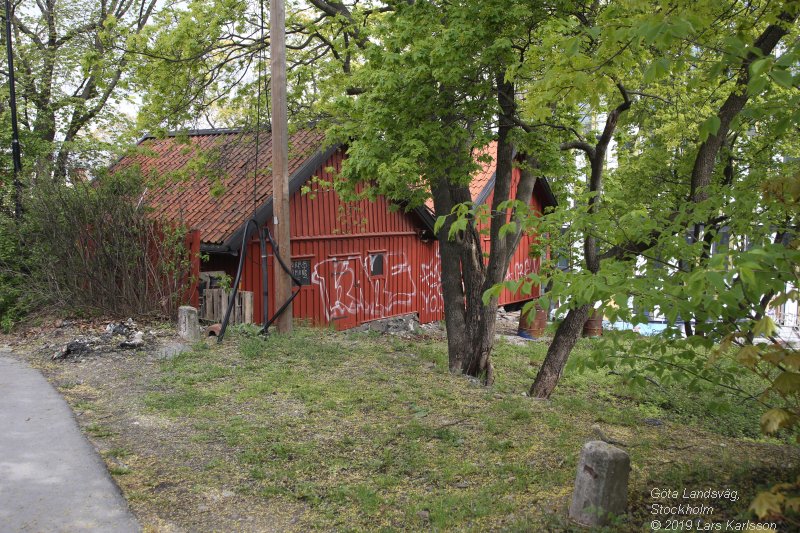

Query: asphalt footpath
0,352,140,533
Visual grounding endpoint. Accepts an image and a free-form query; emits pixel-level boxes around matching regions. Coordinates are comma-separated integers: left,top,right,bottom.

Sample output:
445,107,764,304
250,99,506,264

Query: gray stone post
177,306,200,342
569,440,630,526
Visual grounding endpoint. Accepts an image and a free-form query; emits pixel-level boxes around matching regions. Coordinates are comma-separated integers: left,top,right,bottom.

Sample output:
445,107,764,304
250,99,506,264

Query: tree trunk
439,232,469,373
529,84,630,397
689,11,795,203
428,74,541,384
529,304,591,398
430,152,518,383
459,222,495,382
431,176,474,374
462,297,498,383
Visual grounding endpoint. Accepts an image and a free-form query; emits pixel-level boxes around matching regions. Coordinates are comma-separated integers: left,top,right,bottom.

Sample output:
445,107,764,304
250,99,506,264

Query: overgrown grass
138,328,795,531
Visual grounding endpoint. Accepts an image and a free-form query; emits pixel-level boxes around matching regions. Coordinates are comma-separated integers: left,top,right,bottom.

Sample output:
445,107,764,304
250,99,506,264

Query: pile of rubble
348,314,421,337
345,308,530,341
51,318,152,361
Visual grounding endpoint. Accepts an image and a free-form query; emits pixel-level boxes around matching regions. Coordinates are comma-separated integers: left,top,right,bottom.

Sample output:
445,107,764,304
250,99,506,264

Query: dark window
369,253,384,276
291,259,312,286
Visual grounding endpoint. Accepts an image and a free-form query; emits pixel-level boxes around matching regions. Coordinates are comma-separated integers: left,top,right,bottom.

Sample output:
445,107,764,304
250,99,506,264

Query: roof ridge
141,127,247,140
138,124,331,142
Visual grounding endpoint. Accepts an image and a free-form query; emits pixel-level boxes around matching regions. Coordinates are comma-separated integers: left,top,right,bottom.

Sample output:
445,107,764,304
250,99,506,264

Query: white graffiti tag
505,257,535,281
310,256,360,321
311,252,417,322
420,255,443,314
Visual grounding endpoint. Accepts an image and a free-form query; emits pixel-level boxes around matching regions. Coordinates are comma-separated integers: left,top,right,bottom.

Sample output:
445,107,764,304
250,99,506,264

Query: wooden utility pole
270,0,292,333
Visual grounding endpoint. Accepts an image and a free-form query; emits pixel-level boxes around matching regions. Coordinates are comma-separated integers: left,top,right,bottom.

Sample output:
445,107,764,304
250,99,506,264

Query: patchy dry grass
9,323,799,531
123,328,796,531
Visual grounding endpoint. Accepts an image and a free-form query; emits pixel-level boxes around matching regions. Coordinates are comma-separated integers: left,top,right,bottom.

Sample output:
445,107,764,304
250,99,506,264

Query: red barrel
582,310,603,337
519,306,547,339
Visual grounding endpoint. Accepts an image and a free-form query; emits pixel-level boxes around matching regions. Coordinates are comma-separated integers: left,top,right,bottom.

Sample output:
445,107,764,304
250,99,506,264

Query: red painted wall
229,149,543,329
478,166,546,305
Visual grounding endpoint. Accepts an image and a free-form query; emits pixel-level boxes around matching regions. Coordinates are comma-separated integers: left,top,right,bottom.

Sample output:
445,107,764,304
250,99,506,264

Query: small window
368,253,384,276
291,259,312,286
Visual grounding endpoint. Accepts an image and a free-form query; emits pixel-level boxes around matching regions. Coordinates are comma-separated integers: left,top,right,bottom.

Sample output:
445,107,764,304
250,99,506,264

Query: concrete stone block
177,306,200,342
569,440,630,526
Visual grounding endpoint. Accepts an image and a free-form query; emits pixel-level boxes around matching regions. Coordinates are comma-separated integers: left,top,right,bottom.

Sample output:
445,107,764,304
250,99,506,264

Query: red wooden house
114,128,556,329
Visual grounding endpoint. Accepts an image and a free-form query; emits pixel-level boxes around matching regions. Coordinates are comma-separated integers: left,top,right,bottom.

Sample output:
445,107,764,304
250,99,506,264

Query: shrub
0,168,193,324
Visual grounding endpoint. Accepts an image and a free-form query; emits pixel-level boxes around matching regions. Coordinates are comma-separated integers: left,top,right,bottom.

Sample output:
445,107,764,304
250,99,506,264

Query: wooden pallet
201,289,253,325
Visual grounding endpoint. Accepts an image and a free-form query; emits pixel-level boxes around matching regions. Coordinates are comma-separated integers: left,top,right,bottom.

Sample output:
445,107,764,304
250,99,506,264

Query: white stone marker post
569,440,630,526
177,306,201,342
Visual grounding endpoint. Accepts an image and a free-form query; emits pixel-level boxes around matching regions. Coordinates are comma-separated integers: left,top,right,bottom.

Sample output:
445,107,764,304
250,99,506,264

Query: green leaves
498,222,517,239
736,346,760,369
752,316,777,338
698,115,721,142
749,57,771,78
564,37,581,58
772,373,800,396
643,57,670,84
769,68,795,89
448,217,469,240
433,216,447,236
481,284,504,305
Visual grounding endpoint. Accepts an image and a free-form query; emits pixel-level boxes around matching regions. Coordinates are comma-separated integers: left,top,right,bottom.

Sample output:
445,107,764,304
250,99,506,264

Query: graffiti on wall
420,256,443,314
311,252,417,321
309,248,540,324
505,257,539,282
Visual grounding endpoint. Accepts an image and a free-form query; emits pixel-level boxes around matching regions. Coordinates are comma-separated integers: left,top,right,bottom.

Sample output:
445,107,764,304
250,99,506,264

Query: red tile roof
114,128,326,244
469,142,498,202
116,132,548,246
424,141,498,212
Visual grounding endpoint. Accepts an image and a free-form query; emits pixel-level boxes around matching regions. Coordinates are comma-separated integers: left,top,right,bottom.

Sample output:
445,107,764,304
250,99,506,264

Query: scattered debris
53,339,93,360
351,309,538,343
349,314,420,336
52,318,152,360
104,318,136,338
497,334,533,346
496,309,528,336
119,331,144,349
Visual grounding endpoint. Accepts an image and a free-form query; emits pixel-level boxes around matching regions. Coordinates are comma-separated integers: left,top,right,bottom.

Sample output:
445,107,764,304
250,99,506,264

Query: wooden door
324,256,360,330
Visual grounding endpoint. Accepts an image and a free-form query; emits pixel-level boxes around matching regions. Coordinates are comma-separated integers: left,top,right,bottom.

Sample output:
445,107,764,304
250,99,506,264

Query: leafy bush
0,216,23,332
0,168,193,326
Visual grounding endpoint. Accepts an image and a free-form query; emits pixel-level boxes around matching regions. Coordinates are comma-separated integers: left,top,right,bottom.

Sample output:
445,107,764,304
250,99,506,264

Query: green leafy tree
133,0,561,382
0,0,159,182
507,0,800,398
130,0,385,130
327,0,563,382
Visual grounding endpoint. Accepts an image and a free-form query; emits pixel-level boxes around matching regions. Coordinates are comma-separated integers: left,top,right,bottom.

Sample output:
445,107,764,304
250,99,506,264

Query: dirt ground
1,319,293,532
3,316,798,532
